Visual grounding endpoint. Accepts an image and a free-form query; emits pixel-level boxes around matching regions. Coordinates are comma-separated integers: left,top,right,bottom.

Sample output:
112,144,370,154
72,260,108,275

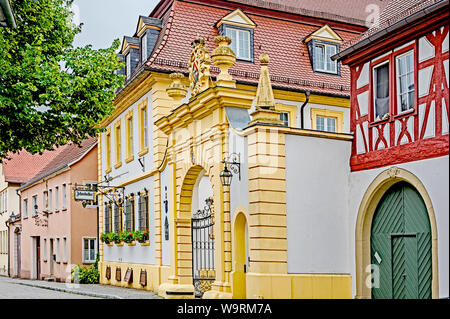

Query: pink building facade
9,138,98,282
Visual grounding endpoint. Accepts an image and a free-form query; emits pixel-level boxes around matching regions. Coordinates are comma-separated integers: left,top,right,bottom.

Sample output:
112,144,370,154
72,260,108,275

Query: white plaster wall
348,155,449,298
101,90,153,186
102,176,156,265
160,166,171,266
285,134,352,274
228,129,249,221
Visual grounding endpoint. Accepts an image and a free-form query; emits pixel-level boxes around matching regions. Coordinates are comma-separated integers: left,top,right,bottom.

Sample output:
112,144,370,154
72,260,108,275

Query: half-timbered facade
335,0,449,299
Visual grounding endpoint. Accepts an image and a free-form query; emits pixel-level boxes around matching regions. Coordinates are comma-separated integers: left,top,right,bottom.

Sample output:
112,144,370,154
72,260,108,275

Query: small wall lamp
220,153,241,187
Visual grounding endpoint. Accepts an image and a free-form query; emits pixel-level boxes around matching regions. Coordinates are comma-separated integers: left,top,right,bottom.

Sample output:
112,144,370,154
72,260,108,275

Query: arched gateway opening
355,167,438,299
179,165,215,298
371,182,432,299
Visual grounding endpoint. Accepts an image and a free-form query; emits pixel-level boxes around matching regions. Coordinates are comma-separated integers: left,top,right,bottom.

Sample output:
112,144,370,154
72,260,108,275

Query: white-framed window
316,116,337,133
126,53,131,80
315,42,337,74
373,61,390,121
62,184,67,209
55,186,59,211
143,106,148,149
56,238,60,262
83,238,97,264
63,237,67,263
48,189,52,212
32,195,38,216
396,50,415,114
43,191,48,211
225,27,251,61
43,238,47,261
23,198,28,218
128,116,134,156
141,33,148,62
280,112,289,127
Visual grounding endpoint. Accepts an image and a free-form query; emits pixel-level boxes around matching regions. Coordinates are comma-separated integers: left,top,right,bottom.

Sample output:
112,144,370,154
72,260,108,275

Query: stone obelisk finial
254,53,275,110
249,54,282,126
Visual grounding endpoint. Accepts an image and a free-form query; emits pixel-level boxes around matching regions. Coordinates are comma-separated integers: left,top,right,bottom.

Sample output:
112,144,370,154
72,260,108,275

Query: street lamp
220,153,241,187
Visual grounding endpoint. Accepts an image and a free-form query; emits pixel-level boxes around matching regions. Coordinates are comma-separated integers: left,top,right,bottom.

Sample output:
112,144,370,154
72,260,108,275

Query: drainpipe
300,91,311,129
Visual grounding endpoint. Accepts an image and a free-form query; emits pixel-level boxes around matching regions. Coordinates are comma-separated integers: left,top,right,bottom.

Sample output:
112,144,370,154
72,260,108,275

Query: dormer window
141,32,148,62
314,42,337,74
225,27,251,61
126,53,131,80
217,9,256,62
305,25,342,75
121,36,140,81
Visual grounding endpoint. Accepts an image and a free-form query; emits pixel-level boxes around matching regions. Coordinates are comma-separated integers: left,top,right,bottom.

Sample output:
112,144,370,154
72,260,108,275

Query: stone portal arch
355,167,439,299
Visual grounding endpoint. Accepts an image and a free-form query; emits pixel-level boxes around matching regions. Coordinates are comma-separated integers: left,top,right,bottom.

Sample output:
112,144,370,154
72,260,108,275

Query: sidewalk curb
14,282,123,299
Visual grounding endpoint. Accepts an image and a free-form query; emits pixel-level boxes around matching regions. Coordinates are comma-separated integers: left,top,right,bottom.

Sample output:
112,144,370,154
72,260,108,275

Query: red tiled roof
2,148,65,184
341,0,444,50
2,137,97,186
144,0,369,96
224,0,388,27
23,137,98,188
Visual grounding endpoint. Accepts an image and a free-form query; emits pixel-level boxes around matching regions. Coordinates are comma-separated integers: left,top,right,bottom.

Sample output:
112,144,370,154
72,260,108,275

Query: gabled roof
140,0,375,97
2,148,65,184
18,137,98,190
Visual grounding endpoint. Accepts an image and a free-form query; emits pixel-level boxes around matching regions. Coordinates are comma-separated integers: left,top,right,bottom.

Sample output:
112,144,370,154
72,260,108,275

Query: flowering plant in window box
120,231,135,245
134,229,149,243
100,232,112,245
110,232,122,245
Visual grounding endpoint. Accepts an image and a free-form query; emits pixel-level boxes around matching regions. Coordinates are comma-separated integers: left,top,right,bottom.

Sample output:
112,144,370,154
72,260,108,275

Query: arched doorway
232,210,249,299
371,182,432,299
181,167,215,298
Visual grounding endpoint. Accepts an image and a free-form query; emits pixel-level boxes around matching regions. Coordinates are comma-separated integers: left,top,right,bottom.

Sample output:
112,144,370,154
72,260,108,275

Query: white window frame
43,238,47,261
63,237,67,263
32,195,38,216
126,53,131,80
48,189,52,213
395,50,415,115
225,26,251,61
23,198,28,218
372,60,390,121
314,42,338,74
55,186,59,211
82,237,97,264
280,112,289,127
316,116,337,133
56,238,60,262
62,184,67,210
141,33,148,62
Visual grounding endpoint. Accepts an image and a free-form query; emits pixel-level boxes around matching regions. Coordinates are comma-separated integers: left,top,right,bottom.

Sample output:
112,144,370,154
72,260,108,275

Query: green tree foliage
0,0,124,160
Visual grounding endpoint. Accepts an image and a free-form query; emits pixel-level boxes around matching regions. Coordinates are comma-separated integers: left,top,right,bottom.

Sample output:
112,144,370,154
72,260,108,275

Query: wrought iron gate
191,198,215,298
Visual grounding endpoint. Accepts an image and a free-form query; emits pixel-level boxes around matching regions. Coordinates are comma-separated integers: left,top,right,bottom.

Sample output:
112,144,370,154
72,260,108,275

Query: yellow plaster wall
245,273,352,299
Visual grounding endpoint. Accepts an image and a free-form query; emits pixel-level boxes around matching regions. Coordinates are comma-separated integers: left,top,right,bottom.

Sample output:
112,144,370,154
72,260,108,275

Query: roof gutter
332,0,449,62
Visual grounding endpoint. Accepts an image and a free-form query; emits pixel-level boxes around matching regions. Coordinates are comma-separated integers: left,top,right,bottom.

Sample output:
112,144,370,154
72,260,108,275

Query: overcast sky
72,0,160,50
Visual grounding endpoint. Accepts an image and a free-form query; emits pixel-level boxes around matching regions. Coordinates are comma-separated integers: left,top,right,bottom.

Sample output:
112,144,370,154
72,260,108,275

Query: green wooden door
371,182,432,299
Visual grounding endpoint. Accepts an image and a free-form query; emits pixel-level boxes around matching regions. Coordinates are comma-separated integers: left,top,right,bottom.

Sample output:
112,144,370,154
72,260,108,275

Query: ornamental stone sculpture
211,35,236,87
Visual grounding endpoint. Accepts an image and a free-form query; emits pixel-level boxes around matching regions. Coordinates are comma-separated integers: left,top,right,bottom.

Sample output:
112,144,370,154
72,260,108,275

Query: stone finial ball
259,53,270,65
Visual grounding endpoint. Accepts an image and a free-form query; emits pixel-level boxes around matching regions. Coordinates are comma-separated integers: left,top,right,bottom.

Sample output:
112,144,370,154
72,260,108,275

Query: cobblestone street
0,276,162,299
